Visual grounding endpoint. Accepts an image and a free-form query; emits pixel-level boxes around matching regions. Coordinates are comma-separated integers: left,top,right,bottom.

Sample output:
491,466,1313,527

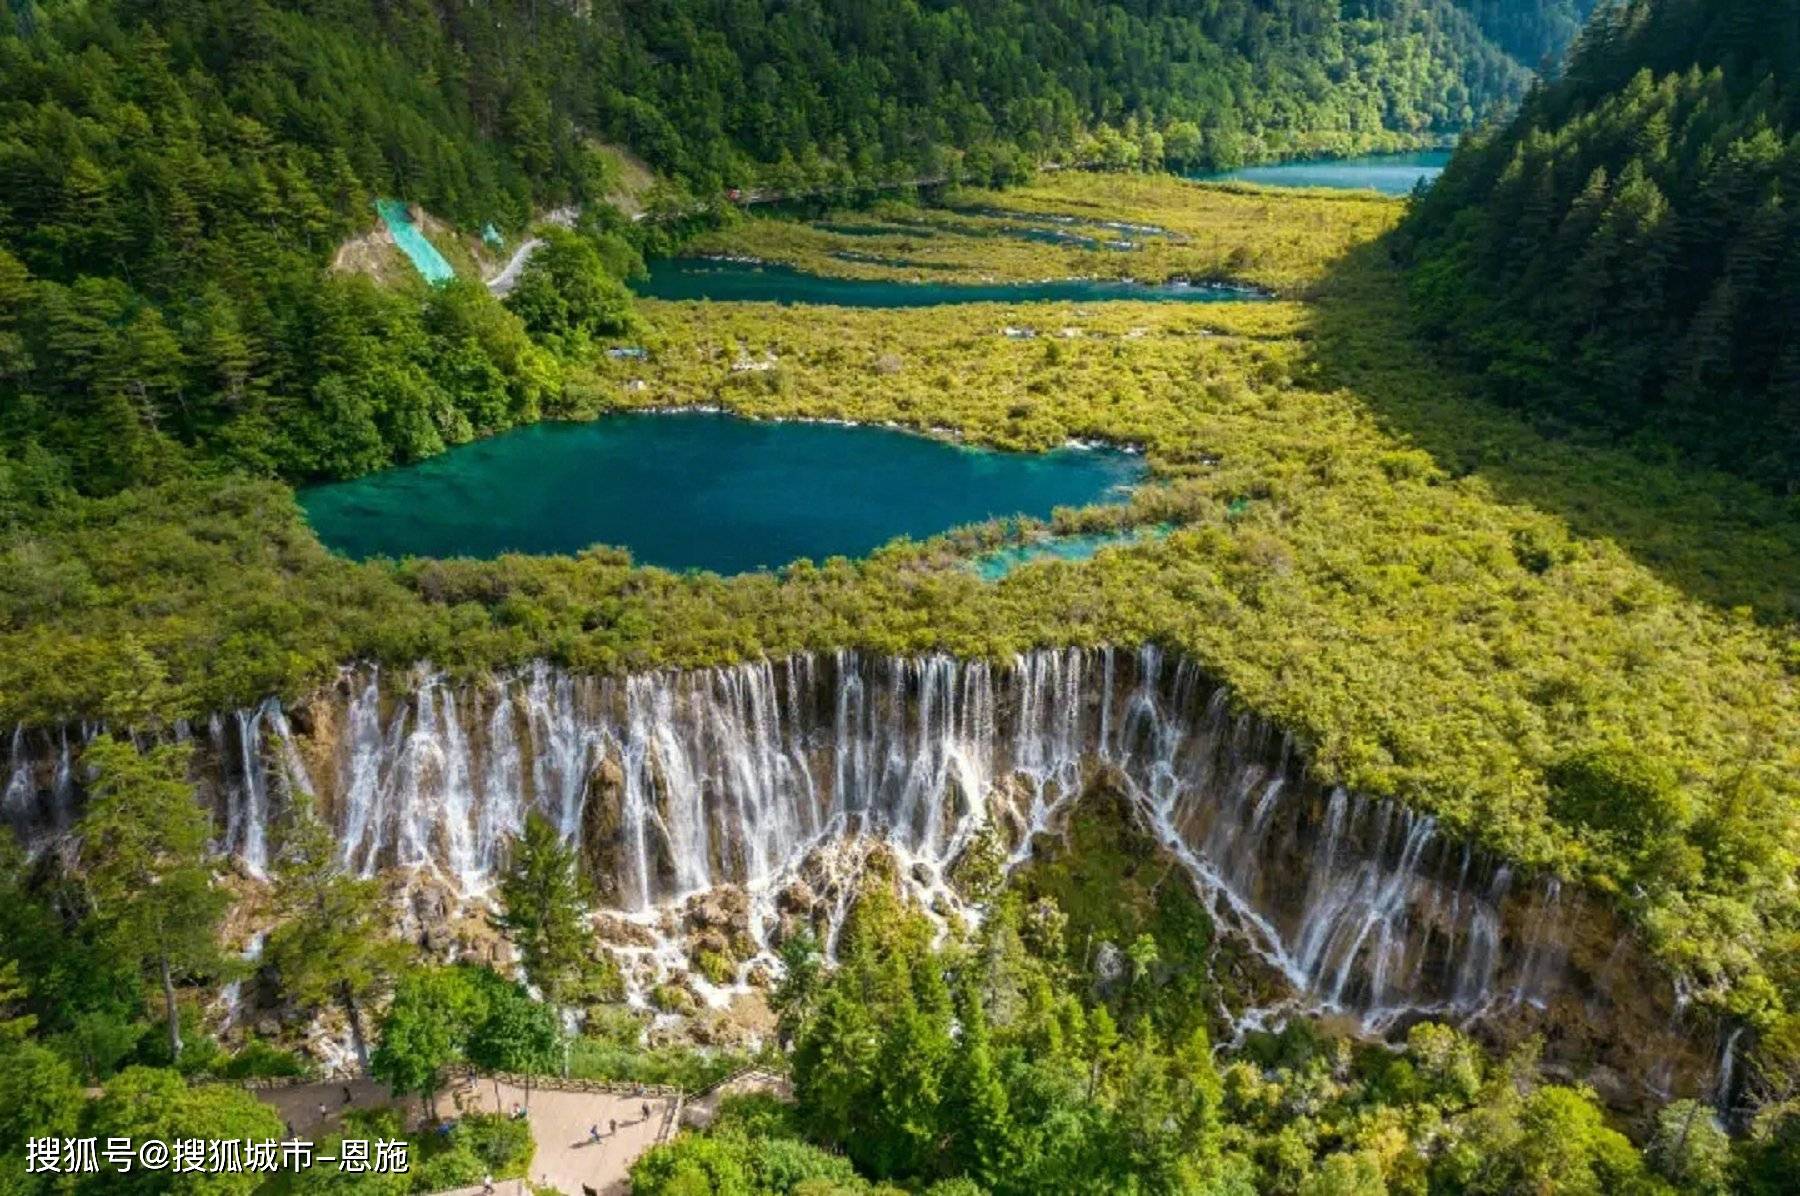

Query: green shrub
566,1037,754,1091
219,1040,310,1079
454,1112,535,1177
694,950,737,986
651,983,699,1015
710,1092,802,1139
409,1143,486,1193
1547,743,1694,849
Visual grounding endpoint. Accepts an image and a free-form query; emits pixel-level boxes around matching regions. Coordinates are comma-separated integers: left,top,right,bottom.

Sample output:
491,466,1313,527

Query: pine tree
0,960,35,1044
265,803,410,1069
76,737,225,1061
947,977,1014,1187
493,812,593,1009
793,982,879,1147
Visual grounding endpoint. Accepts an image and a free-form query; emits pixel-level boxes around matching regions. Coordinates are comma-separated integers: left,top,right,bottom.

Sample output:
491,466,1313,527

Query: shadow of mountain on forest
1301,238,1800,626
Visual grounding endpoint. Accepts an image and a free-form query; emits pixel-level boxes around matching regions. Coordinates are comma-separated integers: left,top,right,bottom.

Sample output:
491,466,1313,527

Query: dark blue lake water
631,260,1264,305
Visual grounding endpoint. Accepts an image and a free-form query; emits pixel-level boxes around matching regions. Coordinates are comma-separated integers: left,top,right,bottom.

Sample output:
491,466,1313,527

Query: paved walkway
451,1077,673,1195
258,1078,421,1136
252,1077,677,1195
485,237,544,296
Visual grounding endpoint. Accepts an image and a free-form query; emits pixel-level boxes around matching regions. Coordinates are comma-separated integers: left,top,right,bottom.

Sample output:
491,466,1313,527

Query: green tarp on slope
375,198,456,285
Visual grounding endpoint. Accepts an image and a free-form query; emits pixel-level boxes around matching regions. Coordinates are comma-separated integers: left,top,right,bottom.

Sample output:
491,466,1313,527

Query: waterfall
6,724,84,847
3,726,33,838
1714,1025,1745,1115
3,647,1583,1032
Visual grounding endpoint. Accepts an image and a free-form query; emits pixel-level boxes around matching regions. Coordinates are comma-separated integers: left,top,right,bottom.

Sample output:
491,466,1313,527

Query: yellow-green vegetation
587,278,1798,1011
680,173,1403,293
4,176,1797,1031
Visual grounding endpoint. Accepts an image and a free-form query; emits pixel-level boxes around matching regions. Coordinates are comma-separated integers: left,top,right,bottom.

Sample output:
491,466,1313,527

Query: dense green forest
1402,0,1800,492
633,880,1794,1195
0,0,1554,508
0,0,632,499
591,0,1530,180
1451,0,1602,71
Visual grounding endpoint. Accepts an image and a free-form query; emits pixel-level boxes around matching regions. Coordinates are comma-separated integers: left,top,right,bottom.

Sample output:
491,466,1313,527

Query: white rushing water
5,647,1572,1030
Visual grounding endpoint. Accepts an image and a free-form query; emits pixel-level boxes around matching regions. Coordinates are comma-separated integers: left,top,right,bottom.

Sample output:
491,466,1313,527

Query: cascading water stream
1,646,1582,1036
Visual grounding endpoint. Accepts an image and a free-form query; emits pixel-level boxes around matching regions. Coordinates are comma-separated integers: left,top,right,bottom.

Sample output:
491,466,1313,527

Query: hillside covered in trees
1451,0,1602,72
1402,0,1800,492
0,0,1563,508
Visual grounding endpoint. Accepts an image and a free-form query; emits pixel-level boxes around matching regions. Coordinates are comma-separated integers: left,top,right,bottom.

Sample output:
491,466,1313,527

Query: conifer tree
494,812,593,1010
76,737,224,1061
266,803,410,1069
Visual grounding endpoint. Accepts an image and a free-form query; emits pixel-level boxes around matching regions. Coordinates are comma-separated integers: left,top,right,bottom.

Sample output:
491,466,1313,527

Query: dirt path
679,1068,791,1132
252,1077,677,1195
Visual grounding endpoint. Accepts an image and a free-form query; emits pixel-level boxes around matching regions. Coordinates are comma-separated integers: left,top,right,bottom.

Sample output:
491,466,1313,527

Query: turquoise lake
301,413,1146,572
1197,151,1451,195
631,259,1265,305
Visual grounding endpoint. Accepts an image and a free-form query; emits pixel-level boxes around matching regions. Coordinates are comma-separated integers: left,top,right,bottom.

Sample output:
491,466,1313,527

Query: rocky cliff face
2,646,1727,1105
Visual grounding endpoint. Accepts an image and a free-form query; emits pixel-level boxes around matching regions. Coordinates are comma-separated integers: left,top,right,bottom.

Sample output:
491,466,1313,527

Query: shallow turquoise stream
972,525,1174,581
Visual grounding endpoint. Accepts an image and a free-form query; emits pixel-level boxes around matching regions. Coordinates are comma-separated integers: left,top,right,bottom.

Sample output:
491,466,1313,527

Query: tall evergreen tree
1404,0,1800,491
265,803,411,1069
494,812,593,1009
75,737,225,1061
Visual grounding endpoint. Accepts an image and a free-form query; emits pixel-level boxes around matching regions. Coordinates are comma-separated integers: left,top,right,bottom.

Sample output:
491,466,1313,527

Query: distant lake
631,260,1266,306
301,413,1146,572
1196,151,1451,196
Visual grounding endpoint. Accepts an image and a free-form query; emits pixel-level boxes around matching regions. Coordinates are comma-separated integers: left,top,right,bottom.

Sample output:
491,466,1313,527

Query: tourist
342,1085,353,1106
640,1102,650,1122
588,1124,601,1144
608,1118,616,1136
317,1101,329,1123
482,1174,495,1195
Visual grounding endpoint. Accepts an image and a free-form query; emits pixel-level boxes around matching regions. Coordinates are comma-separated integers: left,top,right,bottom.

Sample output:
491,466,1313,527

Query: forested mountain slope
595,0,1530,180
1403,0,1800,492
0,0,632,498
0,0,1543,508
1452,0,1603,72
